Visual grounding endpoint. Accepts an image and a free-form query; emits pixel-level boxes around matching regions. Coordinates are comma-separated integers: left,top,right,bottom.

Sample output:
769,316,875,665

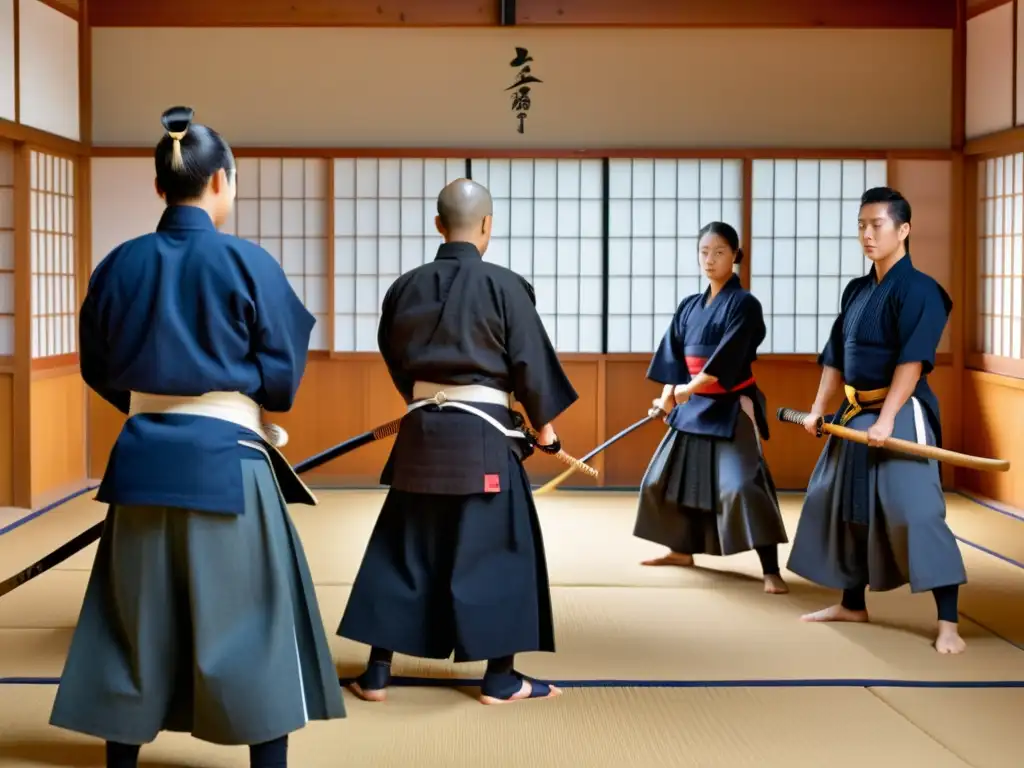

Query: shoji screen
29,149,76,359
750,158,886,353
331,157,466,352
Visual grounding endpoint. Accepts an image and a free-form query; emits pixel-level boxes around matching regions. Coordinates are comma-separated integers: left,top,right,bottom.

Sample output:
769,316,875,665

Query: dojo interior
1,0,1023,765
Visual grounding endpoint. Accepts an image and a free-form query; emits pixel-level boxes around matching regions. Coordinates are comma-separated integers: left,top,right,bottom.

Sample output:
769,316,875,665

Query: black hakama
338,450,554,661
636,409,787,557
635,274,788,561
337,241,577,698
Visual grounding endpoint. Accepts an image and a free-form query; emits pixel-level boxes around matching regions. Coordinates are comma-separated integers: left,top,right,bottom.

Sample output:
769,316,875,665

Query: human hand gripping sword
776,407,1011,472
533,406,667,496
511,412,599,480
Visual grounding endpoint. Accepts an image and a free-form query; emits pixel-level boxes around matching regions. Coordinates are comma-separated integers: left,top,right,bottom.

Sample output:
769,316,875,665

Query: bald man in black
337,178,578,704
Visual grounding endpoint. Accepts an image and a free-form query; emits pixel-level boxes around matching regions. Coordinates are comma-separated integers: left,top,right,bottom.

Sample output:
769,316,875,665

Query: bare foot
480,679,562,705
763,574,789,594
641,552,695,567
934,621,966,655
348,681,387,702
800,604,869,623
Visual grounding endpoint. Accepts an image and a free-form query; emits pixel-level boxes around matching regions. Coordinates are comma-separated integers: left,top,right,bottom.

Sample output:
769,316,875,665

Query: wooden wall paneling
83,353,961,491
91,147,958,162
12,0,17,123
1014,0,1019,126
11,141,29,507
0,369,12,504
950,0,968,487
30,363,85,500
515,0,955,27
78,0,88,146
960,370,1024,507
325,153,335,355
88,0,498,27
0,139,12,505
955,0,968,150
25,146,86,503
0,119,82,155
87,0,956,28
739,158,752,289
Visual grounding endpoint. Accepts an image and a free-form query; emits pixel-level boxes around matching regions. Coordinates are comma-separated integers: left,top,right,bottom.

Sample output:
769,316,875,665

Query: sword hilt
776,407,824,438
512,413,599,478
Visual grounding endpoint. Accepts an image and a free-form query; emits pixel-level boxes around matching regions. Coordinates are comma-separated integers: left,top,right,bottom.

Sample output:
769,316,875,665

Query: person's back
380,242,572,440
338,178,577,705
84,181,314,515
49,106,345,768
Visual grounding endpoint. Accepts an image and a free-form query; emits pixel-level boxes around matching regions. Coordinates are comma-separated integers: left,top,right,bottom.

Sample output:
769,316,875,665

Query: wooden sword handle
551,447,600,478
776,407,1011,473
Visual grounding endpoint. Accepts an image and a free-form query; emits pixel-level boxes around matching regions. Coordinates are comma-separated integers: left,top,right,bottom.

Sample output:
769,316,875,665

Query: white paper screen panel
17,0,79,141
604,158,744,354
89,158,166,272
29,149,76,358
469,158,604,354
977,154,1024,360
750,158,886,354
332,157,467,353
0,0,15,122
222,157,330,351
0,140,14,356
965,4,1014,140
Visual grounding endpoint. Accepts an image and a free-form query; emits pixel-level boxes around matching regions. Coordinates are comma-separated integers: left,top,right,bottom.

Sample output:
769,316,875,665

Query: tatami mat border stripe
952,489,1024,523
3,676,1024,689
0,485,99,536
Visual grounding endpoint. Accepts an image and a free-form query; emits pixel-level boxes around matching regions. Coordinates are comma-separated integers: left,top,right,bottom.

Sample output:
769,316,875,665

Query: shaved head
437,178,493,233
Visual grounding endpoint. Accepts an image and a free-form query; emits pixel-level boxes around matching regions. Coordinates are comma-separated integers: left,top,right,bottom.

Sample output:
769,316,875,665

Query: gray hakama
635,409,788,556
786,253,966,597
49,457,346,746
786,398,967,594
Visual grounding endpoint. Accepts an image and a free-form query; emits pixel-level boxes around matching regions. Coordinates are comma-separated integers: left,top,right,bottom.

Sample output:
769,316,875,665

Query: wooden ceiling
84,0,959,29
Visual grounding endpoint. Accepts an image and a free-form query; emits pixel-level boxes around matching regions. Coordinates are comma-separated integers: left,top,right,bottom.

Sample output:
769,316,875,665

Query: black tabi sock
485,655,515,677
933,584,960,623
755,545,780,576
250,735,288,768
841,585,867,612
106,742,140,768
368,646,394,666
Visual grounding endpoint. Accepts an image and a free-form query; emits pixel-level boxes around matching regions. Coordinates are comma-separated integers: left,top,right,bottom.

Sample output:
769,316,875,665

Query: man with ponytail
48,107,345,768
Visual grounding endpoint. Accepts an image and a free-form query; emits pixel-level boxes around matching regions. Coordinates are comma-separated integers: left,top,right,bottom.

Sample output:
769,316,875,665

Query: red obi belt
685,356,755,394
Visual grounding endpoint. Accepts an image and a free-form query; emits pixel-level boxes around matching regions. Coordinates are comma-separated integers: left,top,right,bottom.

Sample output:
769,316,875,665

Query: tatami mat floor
0,488,1021,766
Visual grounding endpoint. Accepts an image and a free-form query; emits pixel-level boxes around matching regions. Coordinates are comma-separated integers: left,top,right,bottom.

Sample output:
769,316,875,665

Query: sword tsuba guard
815,416,824,439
